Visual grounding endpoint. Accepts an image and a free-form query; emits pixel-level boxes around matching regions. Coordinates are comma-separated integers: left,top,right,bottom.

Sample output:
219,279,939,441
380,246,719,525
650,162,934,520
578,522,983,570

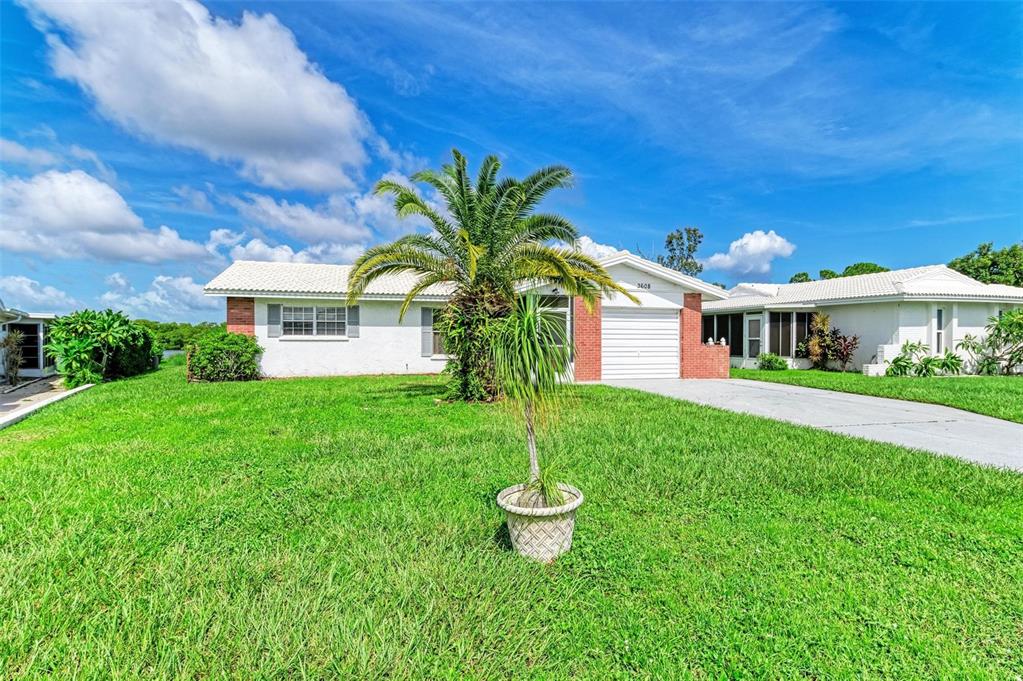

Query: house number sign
636,282,652,290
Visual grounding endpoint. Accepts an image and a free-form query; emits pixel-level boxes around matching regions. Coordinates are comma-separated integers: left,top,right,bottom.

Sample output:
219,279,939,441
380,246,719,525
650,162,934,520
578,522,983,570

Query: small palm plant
493,295,584,561
492,295,570,506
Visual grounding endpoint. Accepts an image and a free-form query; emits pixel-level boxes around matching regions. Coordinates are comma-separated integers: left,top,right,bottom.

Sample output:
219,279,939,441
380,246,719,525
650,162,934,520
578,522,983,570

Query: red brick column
573,296,601,381
680,293,729,378
227,297,255,336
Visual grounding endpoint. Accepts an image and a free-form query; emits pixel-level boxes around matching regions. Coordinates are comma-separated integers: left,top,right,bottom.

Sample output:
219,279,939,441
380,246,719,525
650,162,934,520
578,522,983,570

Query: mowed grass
2,362,1021,678
732,368,1023,423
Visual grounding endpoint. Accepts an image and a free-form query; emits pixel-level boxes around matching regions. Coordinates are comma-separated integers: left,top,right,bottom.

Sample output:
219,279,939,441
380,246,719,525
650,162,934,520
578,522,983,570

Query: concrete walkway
0,376,64,415
603,378,1023,472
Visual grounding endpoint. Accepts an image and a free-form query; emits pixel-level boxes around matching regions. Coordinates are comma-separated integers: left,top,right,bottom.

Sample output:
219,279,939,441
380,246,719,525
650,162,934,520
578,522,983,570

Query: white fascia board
203,289,450,302
598,253,729,299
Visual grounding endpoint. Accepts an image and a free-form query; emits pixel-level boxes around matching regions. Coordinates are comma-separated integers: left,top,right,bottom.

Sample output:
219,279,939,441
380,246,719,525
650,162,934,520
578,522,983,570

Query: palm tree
347,149,634,400
492,295,569,505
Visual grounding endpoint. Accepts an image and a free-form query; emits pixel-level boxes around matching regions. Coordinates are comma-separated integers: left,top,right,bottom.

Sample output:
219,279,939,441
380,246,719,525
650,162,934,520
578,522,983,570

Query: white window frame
282,305,347,337
935,307,945,354
430,310,446,356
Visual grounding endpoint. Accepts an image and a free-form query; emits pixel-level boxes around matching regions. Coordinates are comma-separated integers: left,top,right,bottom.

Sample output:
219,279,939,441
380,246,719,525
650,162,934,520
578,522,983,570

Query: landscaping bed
731,368,1023,423
2,363,1021,677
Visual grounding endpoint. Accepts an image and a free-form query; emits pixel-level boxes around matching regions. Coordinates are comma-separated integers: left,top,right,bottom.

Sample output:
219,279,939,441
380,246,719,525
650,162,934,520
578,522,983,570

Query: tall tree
789,272,812,283
840,262,889,277
348,149,633,401
819,269,839,280
656,227,703,276
948,242,1023,286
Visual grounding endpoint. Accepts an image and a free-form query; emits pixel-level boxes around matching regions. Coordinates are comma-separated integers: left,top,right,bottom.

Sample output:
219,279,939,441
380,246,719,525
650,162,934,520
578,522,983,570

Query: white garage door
601,308,680,379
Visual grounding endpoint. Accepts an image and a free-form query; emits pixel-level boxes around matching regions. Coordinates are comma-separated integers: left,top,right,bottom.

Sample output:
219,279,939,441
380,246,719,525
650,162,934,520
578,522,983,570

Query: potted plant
493,295,584,562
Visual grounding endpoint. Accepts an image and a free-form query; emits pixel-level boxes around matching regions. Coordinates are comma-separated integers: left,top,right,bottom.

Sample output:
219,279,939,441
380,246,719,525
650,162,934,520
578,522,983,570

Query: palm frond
347,243,457,305
374,178,459,244
397,271,451,321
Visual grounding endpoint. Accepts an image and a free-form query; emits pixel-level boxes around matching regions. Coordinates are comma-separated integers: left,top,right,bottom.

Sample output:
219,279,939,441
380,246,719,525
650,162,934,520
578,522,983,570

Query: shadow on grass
366,383,448,399
492,521,513,550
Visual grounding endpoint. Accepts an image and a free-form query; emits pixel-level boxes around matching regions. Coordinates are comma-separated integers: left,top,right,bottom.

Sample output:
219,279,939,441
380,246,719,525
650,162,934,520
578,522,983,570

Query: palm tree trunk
525,398,539,483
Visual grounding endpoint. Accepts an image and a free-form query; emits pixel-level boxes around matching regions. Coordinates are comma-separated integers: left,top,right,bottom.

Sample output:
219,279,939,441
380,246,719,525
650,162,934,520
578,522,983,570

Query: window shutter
347,305,360,338
267,304,282,337
421,307,433,356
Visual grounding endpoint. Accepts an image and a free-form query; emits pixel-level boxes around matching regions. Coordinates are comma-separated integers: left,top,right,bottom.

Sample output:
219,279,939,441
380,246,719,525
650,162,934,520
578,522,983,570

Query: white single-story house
0,298,57,381
203,252,732,380
702,265,1023,374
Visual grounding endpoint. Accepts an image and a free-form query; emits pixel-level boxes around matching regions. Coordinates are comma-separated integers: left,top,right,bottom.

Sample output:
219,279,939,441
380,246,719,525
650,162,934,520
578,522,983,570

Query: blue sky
1,1,1020,321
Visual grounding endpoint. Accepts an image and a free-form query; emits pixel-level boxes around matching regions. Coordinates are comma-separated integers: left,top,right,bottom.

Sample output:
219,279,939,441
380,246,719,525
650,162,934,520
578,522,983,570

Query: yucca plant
347,149,634,401
1,329,24,386
492,295,570,507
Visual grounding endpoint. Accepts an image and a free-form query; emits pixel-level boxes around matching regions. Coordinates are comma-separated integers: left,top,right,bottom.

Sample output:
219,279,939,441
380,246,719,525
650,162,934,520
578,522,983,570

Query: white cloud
703,229,795,275
100,275,221,321
229,172,433,253
0,169,209,263
172,184,215,214
0,135,116,183
232,193,370,243
67,144,117,184
0,275,78,312
104,272,130,291
28,0,373,191
0,138,60,167
229,238,364,264
574,236,622,259
204,228,244,254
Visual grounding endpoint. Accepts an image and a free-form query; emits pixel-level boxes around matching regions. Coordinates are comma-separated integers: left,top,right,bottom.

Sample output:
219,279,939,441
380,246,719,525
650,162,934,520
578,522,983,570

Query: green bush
186,329,262,382
109,325,161,378
45,310,161,387
756,352,788,371
958,309,1023,375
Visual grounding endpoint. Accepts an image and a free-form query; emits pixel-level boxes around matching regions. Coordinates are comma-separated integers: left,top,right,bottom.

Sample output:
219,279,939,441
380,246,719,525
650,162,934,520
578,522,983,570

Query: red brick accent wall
573,296,602,381
227,297,255,336
680,293,729,378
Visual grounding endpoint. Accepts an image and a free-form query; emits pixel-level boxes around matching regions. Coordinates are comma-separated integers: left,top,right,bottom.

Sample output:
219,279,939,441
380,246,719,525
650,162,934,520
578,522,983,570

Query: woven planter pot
496,483,584,562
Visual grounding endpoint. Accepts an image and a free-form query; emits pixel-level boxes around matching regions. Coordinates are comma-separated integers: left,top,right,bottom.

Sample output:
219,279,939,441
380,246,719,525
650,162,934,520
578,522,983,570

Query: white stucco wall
955,302,1000,341
253,299,448,377
820,302,900,369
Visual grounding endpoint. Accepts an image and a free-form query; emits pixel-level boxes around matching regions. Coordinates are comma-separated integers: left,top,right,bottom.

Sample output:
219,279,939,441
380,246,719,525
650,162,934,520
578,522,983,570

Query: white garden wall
253,299,447,377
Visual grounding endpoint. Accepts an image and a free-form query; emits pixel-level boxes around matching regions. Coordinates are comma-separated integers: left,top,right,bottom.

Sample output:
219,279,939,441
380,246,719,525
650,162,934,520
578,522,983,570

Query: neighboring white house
203,252,732,380
0,298,57,381
702,265,1023,374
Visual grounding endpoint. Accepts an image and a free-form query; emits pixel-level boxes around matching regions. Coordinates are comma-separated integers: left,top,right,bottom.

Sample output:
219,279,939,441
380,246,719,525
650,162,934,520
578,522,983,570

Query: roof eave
203,289,451,302
598,252,729,299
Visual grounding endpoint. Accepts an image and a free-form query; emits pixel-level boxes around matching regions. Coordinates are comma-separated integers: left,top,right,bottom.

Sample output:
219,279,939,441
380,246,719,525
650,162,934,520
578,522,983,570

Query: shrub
913,354,940,377
958,309,1023,375
46,309,160,387
832,334,861,372
886,341,927,377
795,312,860,371
937,349,963,375
186,329,262,382
885,340,963,378
756,352,788,371
109,325,161,378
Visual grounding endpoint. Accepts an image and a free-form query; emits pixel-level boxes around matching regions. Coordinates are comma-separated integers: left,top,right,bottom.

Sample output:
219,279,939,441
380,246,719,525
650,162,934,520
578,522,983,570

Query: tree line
645,227,1021,287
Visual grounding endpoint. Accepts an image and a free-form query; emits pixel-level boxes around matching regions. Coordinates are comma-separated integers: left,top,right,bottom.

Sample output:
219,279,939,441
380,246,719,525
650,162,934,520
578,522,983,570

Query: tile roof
203,261,454,297
704,265,1023,312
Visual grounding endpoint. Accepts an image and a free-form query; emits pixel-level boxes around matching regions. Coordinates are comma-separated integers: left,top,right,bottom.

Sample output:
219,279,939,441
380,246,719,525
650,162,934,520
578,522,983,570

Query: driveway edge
0,383,95,431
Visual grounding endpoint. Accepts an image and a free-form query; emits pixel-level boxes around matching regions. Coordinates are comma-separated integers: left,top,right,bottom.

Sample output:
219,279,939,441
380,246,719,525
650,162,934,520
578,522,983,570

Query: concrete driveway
602,378,1023,472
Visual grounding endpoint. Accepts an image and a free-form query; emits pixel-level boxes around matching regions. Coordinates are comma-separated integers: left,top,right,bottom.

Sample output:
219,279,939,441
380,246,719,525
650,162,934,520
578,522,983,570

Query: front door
746,315,762,360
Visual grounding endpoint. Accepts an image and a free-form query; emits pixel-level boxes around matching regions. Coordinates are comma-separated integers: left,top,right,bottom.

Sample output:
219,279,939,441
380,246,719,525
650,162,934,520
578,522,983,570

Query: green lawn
730,368,1023,423
2,363,1021,678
